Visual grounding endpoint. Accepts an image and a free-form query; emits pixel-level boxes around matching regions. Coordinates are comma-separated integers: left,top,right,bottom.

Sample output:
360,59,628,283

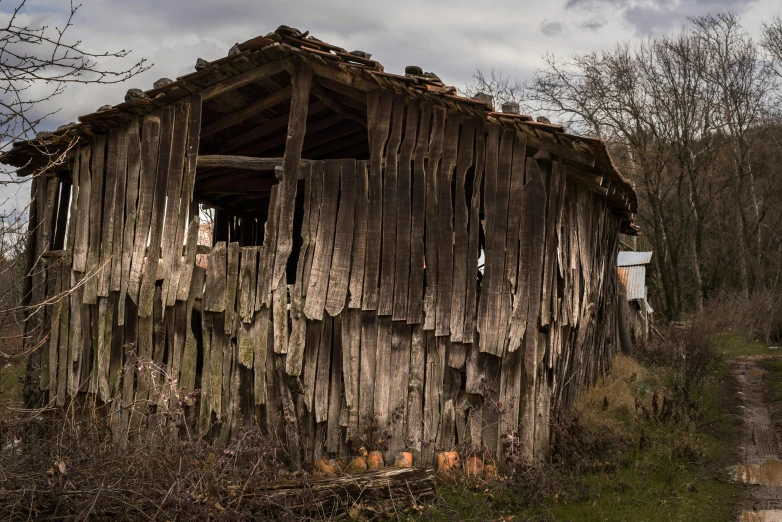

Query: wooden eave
0,25,637,216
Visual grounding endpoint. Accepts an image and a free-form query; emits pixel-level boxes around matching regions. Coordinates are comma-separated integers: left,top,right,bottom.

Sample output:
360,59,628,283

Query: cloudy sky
0,0,780,210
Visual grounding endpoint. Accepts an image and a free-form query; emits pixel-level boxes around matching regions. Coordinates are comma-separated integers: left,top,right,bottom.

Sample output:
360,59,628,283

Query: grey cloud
565,0,628,9
579,19,605,30
541,20,564,35
563,0,760,34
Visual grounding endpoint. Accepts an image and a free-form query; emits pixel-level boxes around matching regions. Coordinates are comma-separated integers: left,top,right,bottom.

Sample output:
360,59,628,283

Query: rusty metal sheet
617,265,646,300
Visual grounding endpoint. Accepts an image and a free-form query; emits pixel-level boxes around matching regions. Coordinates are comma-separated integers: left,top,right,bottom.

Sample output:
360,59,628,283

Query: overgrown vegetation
0,411,323,520
419,315,744,521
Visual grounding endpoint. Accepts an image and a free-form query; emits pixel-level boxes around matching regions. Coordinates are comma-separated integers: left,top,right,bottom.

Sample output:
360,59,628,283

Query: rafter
201,85,293,137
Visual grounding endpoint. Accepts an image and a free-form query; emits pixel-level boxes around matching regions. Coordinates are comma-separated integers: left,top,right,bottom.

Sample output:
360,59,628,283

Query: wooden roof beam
224,100,327,152
315,76,368,107
196,172,279,192
197,155,311,172
305,129,368,159
201,85,293,137
310,82,366,126
239,112,345,157
301,121,364,152
201,60,284,101
302,57,377,92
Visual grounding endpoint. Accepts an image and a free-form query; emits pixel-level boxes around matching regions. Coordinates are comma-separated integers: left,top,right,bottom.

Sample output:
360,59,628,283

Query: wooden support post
272,60,313,290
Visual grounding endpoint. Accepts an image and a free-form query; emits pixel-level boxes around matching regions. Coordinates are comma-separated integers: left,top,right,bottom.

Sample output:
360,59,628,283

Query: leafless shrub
0,402,318,520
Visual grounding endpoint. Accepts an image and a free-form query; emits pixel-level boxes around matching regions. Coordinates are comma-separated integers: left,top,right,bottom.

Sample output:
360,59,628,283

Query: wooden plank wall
28,89,624,467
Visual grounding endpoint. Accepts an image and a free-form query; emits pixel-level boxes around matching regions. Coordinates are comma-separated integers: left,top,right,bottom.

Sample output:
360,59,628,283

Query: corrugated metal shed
618,265,647,300
617,251,653,266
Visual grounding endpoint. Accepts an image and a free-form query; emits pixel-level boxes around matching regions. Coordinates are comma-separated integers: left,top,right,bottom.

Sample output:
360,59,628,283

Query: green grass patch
0,361,24,405
713,331,772,356
415,355,743,522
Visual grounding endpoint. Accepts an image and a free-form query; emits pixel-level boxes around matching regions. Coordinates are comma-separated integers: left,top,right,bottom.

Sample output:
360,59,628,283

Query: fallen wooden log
237,467,436,517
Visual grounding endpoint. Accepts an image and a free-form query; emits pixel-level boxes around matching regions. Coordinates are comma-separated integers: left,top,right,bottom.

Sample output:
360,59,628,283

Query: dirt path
729,355,782,520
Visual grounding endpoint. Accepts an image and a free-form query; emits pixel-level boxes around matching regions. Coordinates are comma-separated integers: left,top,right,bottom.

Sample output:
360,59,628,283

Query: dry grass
575,354,653,432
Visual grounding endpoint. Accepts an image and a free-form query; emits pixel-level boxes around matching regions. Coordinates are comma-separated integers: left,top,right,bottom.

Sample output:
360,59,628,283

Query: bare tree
691,13,775,297
462,68,524,111
522,15,782,319
0,0,149,180
762,15,782,77
0,1,148,366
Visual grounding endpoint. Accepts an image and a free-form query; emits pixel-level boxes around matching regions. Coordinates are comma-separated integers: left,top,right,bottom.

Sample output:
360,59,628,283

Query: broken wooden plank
435,111,460,337
347,161,368,309
180,266,204,394
407,324,425,461
481,354,501,458
314,316,333,423
449,119,475,342
203,242,227,312
302,319,322,411
118,120,141,324
72,147,90,272
378,95,405,316
294,162,314,302
505,131,527,299
423,108,446,330
272,271,288,354
128,113,161,304
508,159,547,354
256,185,280,309
358,311,377,437
176,201,201,302
498,346,523,457
138,107,175,317
422,333,445,465
327,315,344,453
541,159,563,326
224,241,240,333
239,246,258,322
392,98,418,321
253,308,270,405
301,162,323,301
285,290,306,375
168,95,203,306
361,90,393,311
478,125,508,356
160,101,190,307
439,365,459,451
304,159,340,320
83,135,105,304
97,128,120,297
342,308,361,440
463,120,485,343
386,321,411,462
324,159,356,316
373,316,392,431
406,103,432,325
109,123,131,293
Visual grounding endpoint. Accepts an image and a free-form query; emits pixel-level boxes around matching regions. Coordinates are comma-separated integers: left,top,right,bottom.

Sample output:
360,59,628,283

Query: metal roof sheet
617,251,653,266
617,265,647,300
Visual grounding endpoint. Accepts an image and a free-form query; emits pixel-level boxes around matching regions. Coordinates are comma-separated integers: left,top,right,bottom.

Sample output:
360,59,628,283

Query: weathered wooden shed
4,25,637,466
